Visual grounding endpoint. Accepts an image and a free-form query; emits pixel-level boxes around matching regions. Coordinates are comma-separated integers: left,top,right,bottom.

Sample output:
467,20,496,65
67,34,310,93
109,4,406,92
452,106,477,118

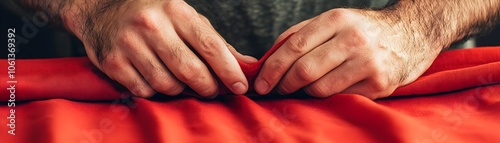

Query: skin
19,0,500,99
19,0,258,98
255,0,500,99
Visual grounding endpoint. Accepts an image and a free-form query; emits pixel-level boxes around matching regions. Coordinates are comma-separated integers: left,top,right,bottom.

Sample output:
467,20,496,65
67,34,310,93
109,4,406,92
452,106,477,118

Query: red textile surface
1,42,500,142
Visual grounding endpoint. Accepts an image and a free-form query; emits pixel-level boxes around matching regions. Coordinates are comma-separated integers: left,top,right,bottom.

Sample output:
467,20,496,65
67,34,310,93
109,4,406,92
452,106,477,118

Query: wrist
358,8,443,85
62,0,130,42
60,0,98,38
374,6,443,52
379,1,466,52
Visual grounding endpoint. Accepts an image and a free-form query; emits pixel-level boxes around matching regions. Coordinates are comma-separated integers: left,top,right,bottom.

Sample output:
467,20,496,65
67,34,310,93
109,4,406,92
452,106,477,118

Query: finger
277,39,349,94
198,14,257,63
273,17,316,46
226,43,258,63
255,16,343,95
175,12,249,95
339,78,397,100
302,61,369,98
102,57,156,98
123,35,186,96
145,21,218,97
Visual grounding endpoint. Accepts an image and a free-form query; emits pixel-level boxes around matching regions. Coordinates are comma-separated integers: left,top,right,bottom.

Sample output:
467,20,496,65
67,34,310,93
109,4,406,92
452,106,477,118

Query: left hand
254,8,442,99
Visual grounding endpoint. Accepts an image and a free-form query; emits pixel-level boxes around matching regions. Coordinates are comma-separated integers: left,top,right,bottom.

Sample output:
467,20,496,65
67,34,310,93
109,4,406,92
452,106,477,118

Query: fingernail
255,79,269,94
231,82,247,95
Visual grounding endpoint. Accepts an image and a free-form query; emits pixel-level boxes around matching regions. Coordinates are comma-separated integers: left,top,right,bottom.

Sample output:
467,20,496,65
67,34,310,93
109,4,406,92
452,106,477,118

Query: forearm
16,0,75,28
385,0,500,50
18,0,130,61
17,0,128,35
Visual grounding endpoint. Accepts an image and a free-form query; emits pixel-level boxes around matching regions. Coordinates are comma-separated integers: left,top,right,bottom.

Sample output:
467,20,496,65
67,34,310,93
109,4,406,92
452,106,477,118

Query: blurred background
1,2,499,59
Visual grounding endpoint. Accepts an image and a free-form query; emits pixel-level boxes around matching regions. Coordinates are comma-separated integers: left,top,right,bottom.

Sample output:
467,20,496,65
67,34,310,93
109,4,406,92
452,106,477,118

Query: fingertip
231,81,247,95
204,87,219,99
255,78,270,95
198,78,219,98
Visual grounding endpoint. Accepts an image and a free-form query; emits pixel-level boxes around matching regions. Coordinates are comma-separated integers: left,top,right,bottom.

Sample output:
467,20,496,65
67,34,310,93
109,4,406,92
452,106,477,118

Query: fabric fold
1,41,500,143
1,41,499,101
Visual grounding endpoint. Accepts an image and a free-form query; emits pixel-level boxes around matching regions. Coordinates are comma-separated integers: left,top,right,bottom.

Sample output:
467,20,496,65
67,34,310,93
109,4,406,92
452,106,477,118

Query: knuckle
285,36,308,55
368,76,390,93
149,80,184,95
143,63,165,81
198,14,210,23
340,29,370,52
306,83,332,98
350,29,370,45
325,9,349,22
364,60,390,93
165,2,197,19
362,57,383,72
338,71,356,84
271,60,288,71
263,59,289,80
198,36,224,57
364,87,394,100
293,61,316,82
176,62,205,83
131,11,159,32
161,40,184,57
148,78,169,93
350,29,371,47
148,79,166,92
116,31,138,48
101,55,123,72
143,65,185,95
125,80,155,98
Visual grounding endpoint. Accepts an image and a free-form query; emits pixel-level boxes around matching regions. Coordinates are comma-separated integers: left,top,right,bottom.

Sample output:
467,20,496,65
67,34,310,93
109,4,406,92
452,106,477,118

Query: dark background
1,6,499,59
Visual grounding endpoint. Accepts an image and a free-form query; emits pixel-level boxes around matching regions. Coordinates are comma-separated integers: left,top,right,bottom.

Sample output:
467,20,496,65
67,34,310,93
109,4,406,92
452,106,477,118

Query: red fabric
1,39,500,142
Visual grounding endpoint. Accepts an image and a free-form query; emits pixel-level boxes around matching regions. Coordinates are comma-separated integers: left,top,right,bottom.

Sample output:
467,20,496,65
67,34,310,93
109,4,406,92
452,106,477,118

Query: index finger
254,16,343,95
175,12,249,95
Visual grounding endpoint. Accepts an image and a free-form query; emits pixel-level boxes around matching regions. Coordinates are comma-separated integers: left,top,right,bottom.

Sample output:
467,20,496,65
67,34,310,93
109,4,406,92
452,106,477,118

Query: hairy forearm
17,0,130,34
16,0,73,27
386,0,500,49
18,0,130,61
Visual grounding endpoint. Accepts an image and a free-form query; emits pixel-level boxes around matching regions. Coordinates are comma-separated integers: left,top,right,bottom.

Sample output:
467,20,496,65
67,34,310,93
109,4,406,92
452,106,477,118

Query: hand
255,9,441,99
64,0,257,98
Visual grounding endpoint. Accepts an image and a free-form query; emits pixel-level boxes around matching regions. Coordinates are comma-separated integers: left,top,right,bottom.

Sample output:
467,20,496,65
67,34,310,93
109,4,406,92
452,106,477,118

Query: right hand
64,0,257,98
